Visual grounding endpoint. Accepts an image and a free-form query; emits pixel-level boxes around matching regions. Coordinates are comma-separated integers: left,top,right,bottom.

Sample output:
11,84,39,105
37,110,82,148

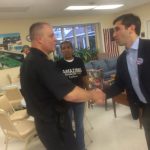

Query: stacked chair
3,86,24,110
84,102,94,145
0,79,38,149
0,95,28,121
0,109,36,150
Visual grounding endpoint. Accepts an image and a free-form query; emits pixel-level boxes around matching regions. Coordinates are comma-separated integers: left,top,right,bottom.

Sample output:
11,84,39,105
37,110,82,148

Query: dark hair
29,22,49,41
60,41,73,49
21,45,30,52
113,13,141,35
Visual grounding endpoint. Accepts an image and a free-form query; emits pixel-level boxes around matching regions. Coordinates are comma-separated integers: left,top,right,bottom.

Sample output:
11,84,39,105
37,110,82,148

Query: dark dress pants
142,104,150,150
34,113,79,150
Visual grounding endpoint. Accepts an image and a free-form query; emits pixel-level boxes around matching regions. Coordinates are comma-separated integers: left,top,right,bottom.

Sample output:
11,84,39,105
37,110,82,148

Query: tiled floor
0,100,148,150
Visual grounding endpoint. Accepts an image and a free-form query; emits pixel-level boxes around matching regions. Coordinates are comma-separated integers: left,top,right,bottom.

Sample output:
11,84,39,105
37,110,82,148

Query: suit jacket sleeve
104,55,125,99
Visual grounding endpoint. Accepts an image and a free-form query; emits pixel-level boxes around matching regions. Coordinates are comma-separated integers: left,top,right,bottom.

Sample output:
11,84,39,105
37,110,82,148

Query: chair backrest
0,109,20,138
7,74,12,84
0,95,15,114
4,87,23,101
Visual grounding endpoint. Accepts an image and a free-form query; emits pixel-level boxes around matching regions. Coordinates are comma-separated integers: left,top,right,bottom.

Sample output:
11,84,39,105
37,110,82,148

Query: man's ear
130,24,136,32
128,24,136,35
36,35,43,44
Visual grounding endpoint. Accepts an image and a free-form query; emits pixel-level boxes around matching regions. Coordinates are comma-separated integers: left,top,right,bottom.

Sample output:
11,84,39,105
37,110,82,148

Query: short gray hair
29,22,50,41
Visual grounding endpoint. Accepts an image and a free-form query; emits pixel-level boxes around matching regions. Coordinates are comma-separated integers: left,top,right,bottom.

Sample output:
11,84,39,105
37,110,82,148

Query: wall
1,3,150,55
114,3,150,39
0,14,114,88
0,14,114,51
109,3,150,54
1,4,150,47
0,4,150,85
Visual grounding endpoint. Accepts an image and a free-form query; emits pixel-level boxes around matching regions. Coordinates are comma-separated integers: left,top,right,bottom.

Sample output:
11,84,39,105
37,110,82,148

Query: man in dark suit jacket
104,13,150,150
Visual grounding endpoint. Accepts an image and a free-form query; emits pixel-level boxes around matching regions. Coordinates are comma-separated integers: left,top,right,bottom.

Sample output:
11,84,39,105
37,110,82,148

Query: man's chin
118,43,125,46
116,41,124,46
48,49,55,53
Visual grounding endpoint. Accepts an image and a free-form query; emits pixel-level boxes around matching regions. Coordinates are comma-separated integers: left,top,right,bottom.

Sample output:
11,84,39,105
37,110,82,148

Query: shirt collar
64,58,74,62
125,37,139,54
31,48,50,60
130,37,139,50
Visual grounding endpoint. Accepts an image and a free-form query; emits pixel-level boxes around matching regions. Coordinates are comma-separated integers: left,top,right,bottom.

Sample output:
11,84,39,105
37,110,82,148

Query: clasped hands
90,88,106,105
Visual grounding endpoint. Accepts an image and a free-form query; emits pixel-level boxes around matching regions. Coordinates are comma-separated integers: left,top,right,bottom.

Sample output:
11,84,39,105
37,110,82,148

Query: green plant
74,48,98,63
54,55,62,61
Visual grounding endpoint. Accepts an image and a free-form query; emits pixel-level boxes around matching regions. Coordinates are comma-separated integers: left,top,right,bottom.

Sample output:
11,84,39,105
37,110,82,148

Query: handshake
64,86,106,104
89,88,106,105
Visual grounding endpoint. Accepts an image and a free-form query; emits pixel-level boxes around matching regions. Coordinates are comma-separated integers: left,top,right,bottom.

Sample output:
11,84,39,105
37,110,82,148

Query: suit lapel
137,39,143,78
122,51,129,74
122,51,131,81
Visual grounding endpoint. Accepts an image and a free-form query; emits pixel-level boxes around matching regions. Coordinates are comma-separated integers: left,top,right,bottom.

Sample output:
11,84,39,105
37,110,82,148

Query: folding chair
0,109,36,150
4,86,24,109
84,102,94,145
0,95,28,121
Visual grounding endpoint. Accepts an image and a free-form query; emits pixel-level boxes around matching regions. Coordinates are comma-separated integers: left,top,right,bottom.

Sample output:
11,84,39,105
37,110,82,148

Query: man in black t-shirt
20,22,105,150
57,41,88,150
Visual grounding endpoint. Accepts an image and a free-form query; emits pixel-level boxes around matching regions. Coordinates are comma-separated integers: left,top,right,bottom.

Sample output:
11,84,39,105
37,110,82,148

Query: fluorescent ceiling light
65,6,96,10
94,4,124,9
65,4,124,10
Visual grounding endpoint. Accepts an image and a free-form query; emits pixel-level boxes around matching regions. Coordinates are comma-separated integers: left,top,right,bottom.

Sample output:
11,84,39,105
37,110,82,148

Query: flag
103,28,119,58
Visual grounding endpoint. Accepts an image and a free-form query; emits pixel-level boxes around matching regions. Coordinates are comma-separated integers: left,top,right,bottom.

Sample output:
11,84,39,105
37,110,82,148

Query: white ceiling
0,0,150,19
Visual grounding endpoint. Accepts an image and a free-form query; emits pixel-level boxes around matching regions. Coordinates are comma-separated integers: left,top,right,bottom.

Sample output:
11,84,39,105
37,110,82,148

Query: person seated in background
57,41,89,150
21,45,30,56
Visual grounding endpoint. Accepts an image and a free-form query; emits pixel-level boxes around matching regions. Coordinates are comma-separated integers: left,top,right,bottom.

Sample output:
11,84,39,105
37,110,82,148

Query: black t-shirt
57,57,87,88
20,48,75,121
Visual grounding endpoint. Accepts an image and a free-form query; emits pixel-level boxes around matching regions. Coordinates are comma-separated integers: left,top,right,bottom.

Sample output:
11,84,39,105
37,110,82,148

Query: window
53,23,98,57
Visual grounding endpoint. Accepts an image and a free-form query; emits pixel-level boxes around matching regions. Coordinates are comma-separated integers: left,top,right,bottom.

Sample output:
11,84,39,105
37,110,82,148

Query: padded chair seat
0,109,36,150
10,109,28,121
9,99,22,109
13,120,35,138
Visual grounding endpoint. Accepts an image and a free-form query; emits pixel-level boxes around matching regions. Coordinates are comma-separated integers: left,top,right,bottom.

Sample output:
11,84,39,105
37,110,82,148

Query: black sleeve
36,59,75,100
104,57,125,99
